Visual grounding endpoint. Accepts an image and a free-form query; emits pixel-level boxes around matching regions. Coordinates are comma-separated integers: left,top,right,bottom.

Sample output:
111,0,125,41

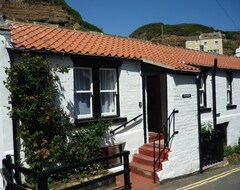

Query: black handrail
153,109,179,183
110,113,143,134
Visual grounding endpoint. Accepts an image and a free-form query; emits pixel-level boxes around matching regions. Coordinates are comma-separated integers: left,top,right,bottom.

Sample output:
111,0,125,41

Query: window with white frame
199,73,206,107
74,68,93,119
226,73,232,105
203,41,208,47
74,67,119,120
100,69,117,116
214,40,219,46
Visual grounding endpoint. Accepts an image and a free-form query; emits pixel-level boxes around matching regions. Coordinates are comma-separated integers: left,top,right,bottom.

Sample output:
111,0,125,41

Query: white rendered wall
52,58,144,161
200,70,240,146
0,35,14,189
103,61,144,161
158,73,200,181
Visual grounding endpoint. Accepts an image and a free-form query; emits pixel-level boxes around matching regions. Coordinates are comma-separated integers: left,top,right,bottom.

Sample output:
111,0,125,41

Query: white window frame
100,68,118,117
226,74,232,105
203,41,208,47
214,40,219,46
199,73,206,107
74,67,93,119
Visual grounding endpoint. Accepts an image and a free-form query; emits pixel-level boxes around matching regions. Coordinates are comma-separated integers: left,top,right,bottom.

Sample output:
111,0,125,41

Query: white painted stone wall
110,61,144,161
0,35,14,189
158,73,200,181
201,70,240,146
51,57,144,161
236,47,240,57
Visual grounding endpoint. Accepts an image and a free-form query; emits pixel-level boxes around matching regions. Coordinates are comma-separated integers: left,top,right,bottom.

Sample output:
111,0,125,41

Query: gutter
196,74,203,172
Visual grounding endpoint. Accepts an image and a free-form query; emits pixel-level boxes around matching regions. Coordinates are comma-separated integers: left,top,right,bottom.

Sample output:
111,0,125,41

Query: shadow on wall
114,118,143,135
55,80,75,119
173,75,196,86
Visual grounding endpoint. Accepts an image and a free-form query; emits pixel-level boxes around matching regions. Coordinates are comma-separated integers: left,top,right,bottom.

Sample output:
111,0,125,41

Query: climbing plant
4,54,110,186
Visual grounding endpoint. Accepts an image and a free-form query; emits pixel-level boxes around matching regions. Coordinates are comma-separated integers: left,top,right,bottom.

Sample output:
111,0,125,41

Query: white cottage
1,20,240,188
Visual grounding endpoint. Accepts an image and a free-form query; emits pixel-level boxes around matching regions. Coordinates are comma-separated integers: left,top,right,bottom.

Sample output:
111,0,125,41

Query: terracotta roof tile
9,22,240,72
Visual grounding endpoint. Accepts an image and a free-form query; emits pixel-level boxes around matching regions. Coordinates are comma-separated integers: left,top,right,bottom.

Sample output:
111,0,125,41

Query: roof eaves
141,58,200,73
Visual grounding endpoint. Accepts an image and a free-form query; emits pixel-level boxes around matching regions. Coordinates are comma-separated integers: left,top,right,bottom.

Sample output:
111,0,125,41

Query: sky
66,0,240,37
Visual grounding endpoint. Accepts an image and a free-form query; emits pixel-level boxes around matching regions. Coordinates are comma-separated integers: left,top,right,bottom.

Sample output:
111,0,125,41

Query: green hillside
129,23,240,56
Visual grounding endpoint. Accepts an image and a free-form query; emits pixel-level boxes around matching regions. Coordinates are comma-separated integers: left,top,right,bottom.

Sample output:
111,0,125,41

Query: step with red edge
130,161,160,180
139,145,167,157
132,153,163,169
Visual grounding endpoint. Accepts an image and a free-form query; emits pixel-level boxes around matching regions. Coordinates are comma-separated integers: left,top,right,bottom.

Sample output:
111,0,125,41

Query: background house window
200,73,207,107
226,73,232,105
214,40,219,46
100,69,117,116
74,68,93,119
203,41,208,47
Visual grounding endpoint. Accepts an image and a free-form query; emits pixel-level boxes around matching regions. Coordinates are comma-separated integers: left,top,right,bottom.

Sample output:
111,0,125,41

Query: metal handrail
153,109,179,183
110,114,143,134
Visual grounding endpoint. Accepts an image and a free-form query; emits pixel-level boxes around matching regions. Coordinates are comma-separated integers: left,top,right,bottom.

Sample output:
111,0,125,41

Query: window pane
100,69,116,90
200,90,203,106
74,69,91,91
101,92,116,114
75,93,91,116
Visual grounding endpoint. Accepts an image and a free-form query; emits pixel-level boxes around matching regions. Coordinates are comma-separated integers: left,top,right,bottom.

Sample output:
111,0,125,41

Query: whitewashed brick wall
201,70,240,146
159,73,200,181
53,58,144,161
0,35,14,189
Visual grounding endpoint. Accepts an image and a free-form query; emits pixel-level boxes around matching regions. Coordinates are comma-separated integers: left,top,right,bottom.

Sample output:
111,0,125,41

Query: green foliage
201,121,213,134
65,120,110,163
224,138,240,157
4,54,110,187
129,23,215,40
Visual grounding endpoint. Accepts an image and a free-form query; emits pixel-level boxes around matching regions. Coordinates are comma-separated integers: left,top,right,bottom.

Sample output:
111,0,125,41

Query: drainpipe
196,74,203,173
212,59,218,130
8,48,21,183
142,75,147,144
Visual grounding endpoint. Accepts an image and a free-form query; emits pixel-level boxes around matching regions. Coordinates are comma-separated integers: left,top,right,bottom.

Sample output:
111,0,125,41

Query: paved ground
153,163,240,190
116,172,160,190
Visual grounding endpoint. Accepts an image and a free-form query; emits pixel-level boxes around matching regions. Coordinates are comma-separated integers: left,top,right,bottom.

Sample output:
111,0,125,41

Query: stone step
132,153,163,169
148,132,164,143
139,145,168,160
130,161,160,180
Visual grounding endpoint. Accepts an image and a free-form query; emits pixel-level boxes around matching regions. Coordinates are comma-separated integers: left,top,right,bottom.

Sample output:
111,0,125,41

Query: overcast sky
66,0,240,37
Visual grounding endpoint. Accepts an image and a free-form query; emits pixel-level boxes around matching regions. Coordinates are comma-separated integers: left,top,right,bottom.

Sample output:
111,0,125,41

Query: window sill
200,107,212,113
226,104,237,110
75,117,127,127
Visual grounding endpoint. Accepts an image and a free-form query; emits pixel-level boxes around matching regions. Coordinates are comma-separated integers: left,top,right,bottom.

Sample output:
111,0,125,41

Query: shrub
224,138,240,157
201,121,213,134
4,54,110,187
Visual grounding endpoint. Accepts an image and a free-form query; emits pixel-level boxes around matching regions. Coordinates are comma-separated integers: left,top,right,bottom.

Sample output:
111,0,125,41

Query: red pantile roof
10,22,240,72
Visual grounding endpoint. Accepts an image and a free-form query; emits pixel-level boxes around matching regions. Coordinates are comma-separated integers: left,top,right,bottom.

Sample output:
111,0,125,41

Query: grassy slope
129,23,240,55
